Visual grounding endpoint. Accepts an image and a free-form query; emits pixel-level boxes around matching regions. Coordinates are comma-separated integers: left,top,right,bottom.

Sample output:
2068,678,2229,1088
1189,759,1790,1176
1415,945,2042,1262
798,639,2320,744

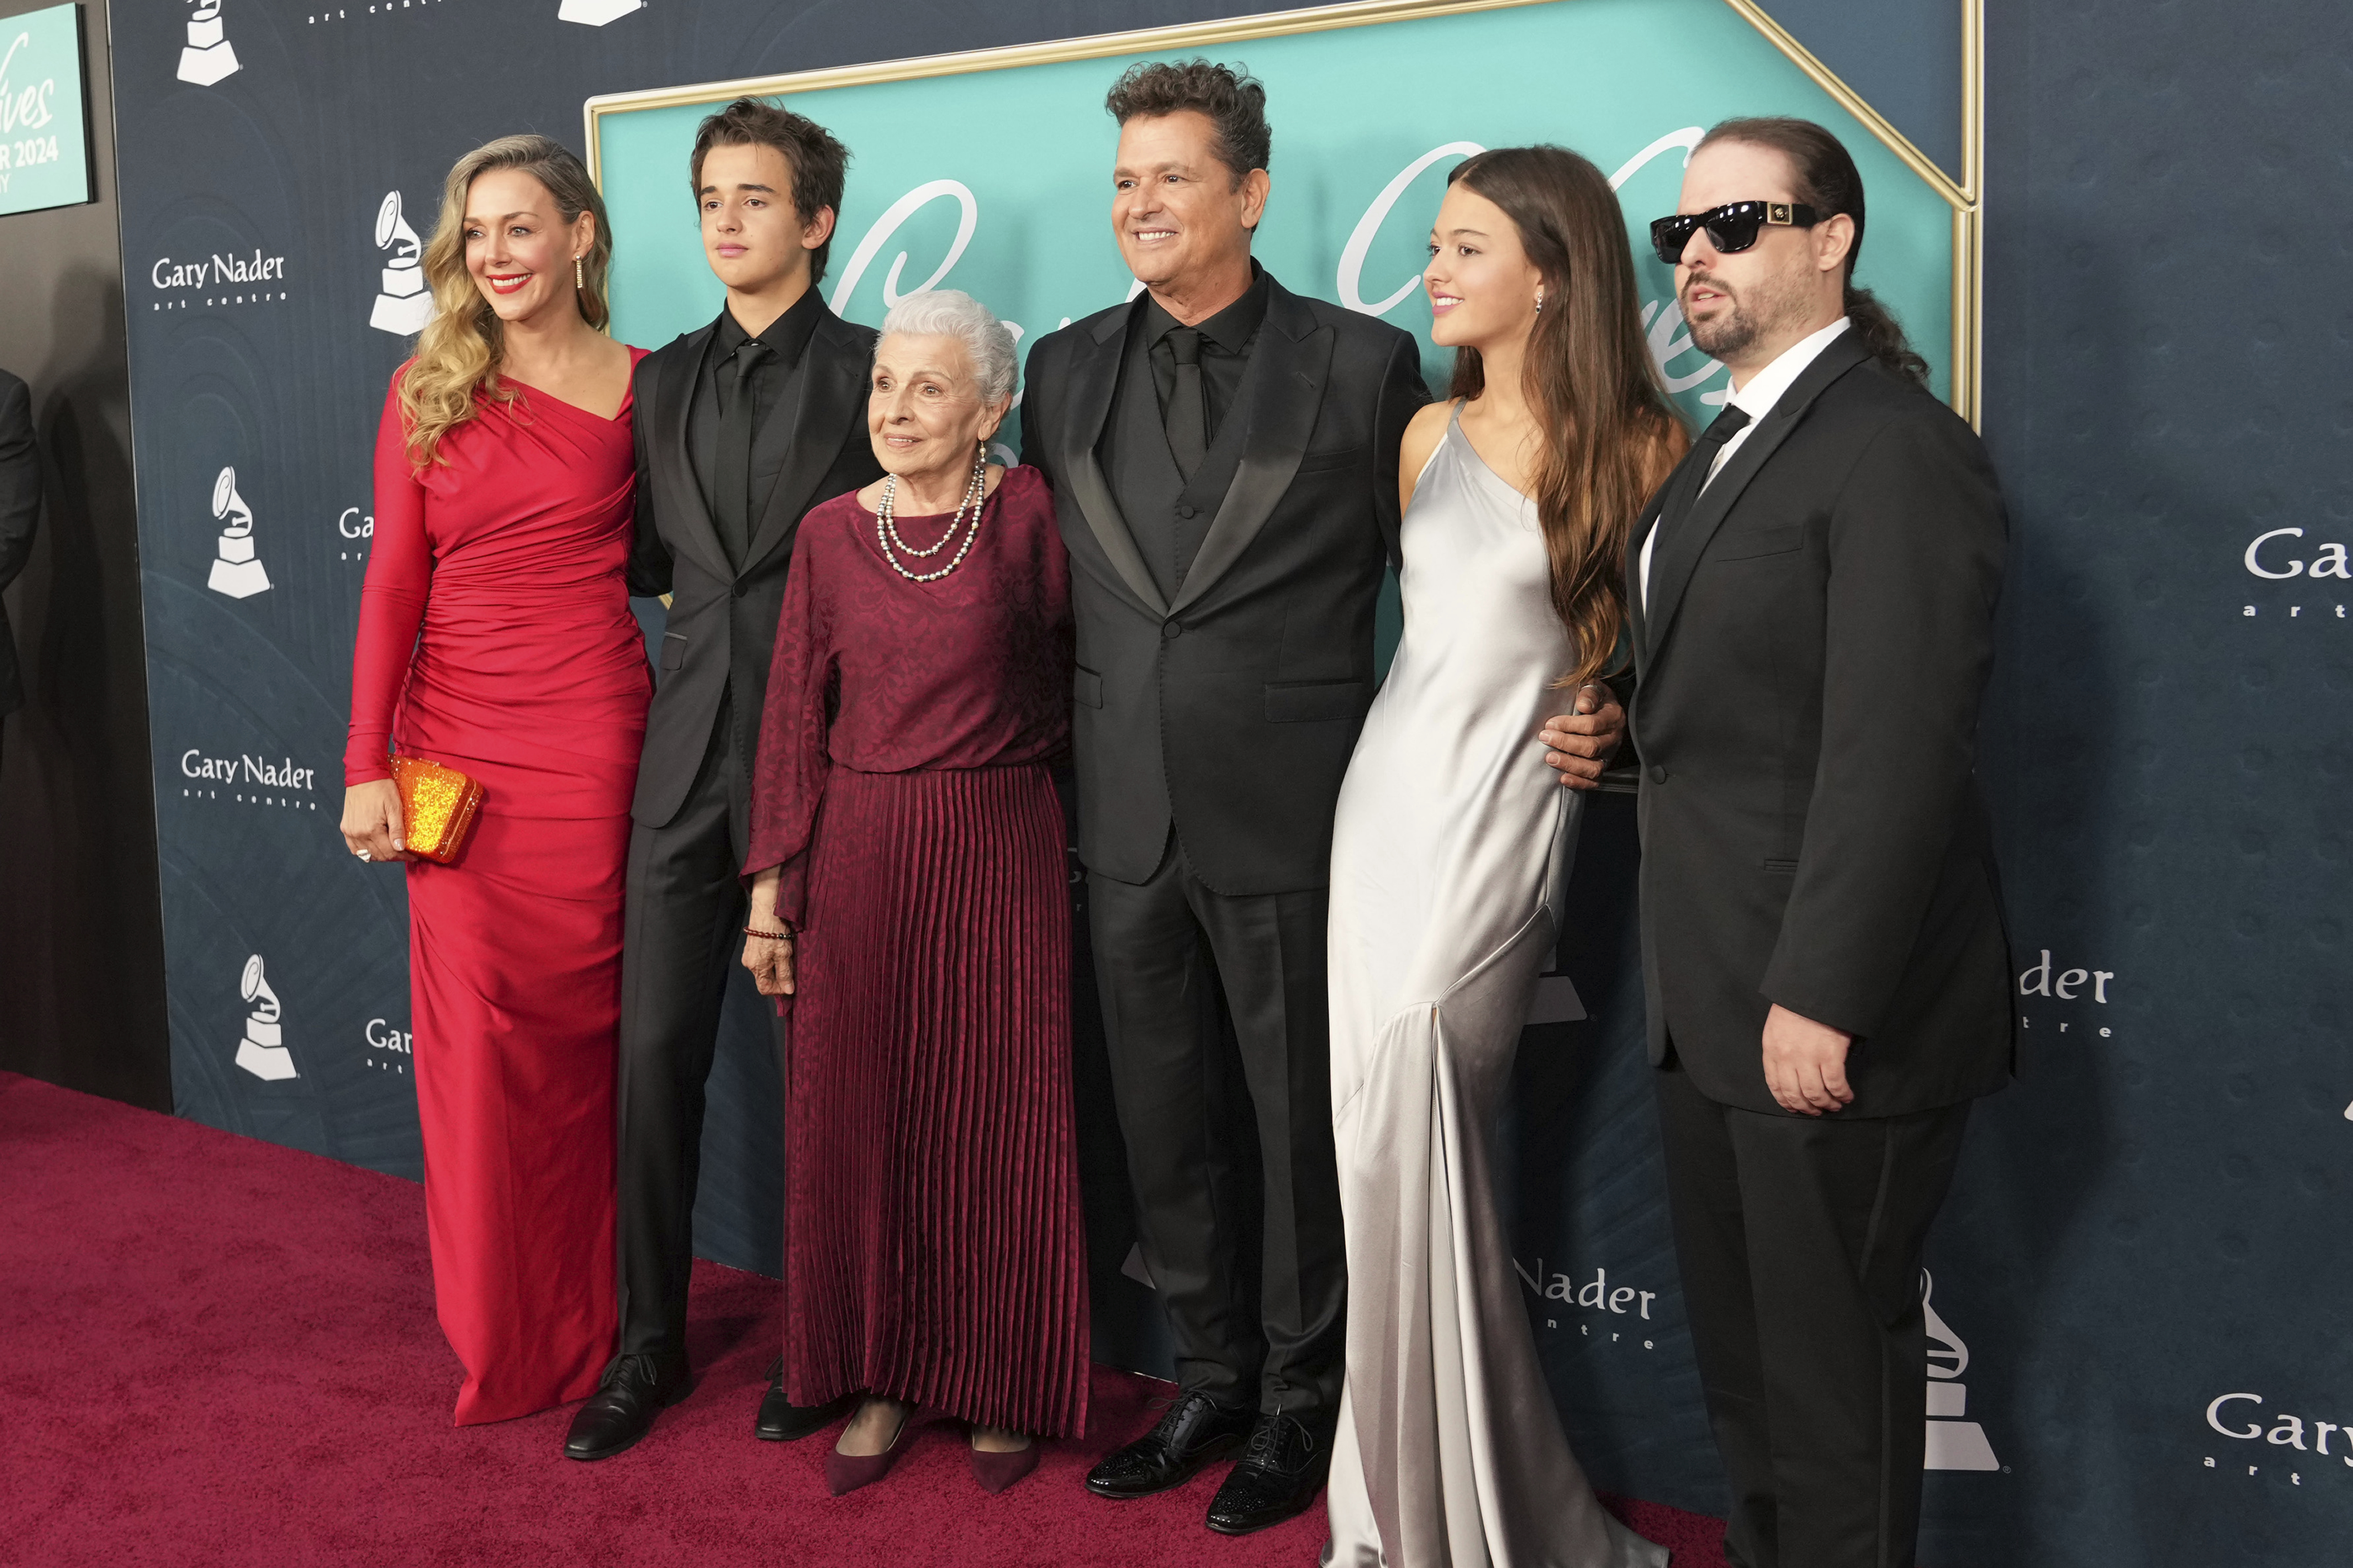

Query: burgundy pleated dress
347,356,651,1424
745,462,1089,1439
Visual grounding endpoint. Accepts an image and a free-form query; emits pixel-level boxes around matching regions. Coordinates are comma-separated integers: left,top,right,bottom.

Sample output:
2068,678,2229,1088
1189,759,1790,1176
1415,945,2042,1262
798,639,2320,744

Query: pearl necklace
876,448,989,583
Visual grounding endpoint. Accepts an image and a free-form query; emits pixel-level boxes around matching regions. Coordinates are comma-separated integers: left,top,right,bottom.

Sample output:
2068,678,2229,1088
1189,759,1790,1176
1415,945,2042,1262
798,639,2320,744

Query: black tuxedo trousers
1088,843,1346,1417
614,713,768,1361
1655,1067,1968,1568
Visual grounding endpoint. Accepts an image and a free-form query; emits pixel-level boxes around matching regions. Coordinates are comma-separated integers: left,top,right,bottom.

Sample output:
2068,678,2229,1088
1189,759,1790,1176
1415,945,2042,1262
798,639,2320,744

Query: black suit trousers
1087,842,1346,1422
1653,1065,1970,1568
613,710,775,1362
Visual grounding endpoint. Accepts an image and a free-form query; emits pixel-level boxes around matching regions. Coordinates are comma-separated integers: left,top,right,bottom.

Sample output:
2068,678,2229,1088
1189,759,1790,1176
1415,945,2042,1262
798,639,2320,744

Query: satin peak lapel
1624,487,1672,675
651,328,733,585
1643,333,1873,661
1168,287,1331,617
742,314,868,575
1062,304,1169,619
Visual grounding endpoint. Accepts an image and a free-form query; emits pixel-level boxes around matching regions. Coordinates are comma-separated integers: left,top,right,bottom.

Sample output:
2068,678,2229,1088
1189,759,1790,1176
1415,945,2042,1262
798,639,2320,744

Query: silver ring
355,848,372,861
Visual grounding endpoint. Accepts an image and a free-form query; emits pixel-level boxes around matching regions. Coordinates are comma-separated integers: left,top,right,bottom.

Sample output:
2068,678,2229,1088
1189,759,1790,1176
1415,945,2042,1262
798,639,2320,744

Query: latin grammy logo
368,191,434,337
204,466,270,598
233,955,296,1081
176,0,240,87
1922,1270,2001,1471
558,0,646,24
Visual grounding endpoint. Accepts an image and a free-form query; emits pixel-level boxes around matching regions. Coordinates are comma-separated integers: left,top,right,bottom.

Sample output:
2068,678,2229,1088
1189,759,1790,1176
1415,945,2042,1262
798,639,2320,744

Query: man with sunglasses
1612,116,2014,1568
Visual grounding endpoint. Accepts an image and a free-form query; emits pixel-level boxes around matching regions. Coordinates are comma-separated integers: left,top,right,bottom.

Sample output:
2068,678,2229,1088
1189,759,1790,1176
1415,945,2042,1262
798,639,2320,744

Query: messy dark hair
688,97,851,286
1103,58,1271,184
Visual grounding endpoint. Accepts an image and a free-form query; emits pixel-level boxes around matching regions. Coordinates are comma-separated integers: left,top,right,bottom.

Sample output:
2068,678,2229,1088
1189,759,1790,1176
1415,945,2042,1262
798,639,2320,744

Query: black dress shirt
1137,263,1269,446
688,286,827,565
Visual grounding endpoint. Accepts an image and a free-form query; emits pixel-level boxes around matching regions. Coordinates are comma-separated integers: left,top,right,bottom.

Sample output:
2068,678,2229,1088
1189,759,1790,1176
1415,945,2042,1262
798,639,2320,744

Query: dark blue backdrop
109,2,2351,1563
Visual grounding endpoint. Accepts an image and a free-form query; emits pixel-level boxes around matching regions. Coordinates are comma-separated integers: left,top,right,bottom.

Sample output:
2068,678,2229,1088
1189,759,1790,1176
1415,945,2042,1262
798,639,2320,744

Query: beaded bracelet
743,923,795,942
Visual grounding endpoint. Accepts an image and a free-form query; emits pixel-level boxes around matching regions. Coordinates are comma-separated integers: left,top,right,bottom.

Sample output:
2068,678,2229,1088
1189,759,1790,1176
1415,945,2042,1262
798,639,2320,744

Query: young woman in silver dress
1323,146,1687,1568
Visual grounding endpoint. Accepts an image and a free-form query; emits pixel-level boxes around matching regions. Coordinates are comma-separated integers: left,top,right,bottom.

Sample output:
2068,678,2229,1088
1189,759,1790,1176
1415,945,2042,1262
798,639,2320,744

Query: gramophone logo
176,1,239,87
233,955,296,1081
1922,1270,2001,1471
368,191,434,337
558,0,646,24
204,466,270,598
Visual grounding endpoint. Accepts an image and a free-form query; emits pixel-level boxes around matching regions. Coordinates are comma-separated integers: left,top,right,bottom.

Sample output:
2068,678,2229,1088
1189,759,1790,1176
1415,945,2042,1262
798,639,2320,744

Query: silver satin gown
1323,409,1665,1568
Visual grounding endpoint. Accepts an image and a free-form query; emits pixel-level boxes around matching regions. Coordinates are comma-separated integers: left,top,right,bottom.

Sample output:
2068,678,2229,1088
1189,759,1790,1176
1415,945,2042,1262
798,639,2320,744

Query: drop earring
574,254,584,291
1534,290,1546,314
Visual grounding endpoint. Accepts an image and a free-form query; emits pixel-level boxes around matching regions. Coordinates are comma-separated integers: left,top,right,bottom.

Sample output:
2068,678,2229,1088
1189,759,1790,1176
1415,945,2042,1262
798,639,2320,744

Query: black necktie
1649,403,1752,578
1164,327,1207,479
717,340,771,567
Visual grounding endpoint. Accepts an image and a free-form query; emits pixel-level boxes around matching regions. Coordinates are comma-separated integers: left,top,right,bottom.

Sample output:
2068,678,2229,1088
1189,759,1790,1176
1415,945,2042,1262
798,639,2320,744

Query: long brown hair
1446,146,1687,685
1697,116,1929,388
398,135,613,470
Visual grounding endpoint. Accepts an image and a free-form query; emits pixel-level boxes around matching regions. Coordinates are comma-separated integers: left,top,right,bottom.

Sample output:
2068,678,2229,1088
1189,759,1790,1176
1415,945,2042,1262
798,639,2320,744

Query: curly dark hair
1103,58,1271,183
689,97,851,286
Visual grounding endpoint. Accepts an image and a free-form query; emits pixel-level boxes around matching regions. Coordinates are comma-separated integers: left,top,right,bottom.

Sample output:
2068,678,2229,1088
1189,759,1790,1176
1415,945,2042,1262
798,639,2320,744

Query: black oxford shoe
1205,1412,1330,1535
753,1356,858,1441
1084,1389,1254,1499
564,1353,691,1461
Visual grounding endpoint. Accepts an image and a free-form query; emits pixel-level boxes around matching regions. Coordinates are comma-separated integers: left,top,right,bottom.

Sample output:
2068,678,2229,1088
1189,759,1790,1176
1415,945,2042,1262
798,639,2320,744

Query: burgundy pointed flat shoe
969,1436,1040,1495
825,1407,918,1497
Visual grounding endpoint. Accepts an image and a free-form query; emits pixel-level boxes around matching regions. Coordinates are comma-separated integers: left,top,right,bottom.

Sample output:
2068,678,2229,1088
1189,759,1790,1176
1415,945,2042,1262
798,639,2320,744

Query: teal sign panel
589,0,1962,447
0,3,91,217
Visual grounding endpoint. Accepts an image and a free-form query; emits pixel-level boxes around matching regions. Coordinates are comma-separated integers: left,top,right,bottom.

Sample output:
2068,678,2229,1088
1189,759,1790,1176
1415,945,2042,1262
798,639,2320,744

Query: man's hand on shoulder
1537,684,1626,789
1762,1003,1855,1116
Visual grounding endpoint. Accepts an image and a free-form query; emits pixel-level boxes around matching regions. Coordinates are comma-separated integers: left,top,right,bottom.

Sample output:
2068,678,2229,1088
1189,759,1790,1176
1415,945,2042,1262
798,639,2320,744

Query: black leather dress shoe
1084,1389,1254,1499
1205,1413,1330,1535
753,1356,858,1441
563,1353,690,1461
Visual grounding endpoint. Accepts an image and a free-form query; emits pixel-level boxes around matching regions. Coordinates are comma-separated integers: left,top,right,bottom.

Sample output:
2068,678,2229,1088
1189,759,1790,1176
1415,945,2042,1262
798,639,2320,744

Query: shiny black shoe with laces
1205,1412,1330,1535
563,1352,691,1461
1084,1389,1254,1499
753,1356,858,1441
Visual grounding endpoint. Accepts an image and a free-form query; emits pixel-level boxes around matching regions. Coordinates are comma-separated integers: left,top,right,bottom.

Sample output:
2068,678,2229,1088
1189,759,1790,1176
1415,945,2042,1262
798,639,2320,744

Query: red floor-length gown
745,463,1090,1439
346,355,651,1425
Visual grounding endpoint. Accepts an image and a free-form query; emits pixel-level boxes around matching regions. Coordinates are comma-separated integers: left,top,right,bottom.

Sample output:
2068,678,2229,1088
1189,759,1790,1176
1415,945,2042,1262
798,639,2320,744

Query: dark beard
1684,284,1759,362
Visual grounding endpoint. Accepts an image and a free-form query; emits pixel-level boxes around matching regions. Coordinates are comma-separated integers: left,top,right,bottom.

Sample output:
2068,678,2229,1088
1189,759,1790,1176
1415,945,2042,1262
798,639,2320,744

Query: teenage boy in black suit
565,97,882,1462
1024,61,1625,1534
1611,117,2013,1567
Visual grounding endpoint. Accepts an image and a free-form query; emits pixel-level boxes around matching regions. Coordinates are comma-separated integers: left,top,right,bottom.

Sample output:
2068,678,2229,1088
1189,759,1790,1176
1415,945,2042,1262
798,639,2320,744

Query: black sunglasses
1648,201,1821,265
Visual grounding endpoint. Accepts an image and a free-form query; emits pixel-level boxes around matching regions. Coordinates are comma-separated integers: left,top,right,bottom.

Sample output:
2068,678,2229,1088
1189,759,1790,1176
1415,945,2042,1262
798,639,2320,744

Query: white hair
877,289,1020,406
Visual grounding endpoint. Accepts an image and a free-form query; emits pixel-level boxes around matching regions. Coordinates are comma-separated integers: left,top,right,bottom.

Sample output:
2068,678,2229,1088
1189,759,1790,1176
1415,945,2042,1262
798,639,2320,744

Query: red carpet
0,1071,1729,1566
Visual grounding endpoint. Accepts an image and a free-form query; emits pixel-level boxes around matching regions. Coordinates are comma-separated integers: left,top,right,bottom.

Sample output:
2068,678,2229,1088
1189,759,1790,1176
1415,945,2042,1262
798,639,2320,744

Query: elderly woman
740,290,1085,1497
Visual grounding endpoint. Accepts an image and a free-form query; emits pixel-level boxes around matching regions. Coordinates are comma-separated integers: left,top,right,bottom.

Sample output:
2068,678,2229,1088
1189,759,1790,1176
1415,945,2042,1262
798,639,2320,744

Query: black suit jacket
1628,332,2015,1117
0,370,37,717
626,304,881,830
1022,275,1427,893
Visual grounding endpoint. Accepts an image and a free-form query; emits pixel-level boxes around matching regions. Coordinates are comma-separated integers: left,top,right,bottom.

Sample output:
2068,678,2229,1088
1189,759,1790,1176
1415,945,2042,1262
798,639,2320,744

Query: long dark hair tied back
1698,116,1930,388
1445,146,1686,687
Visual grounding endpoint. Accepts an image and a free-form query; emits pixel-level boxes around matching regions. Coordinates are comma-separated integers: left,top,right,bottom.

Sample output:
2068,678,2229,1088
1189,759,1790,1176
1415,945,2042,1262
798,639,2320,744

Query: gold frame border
584,0,1984,424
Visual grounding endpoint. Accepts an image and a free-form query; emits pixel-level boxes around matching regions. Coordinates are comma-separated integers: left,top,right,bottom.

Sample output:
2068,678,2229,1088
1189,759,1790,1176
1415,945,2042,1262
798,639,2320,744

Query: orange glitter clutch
390,754,484,864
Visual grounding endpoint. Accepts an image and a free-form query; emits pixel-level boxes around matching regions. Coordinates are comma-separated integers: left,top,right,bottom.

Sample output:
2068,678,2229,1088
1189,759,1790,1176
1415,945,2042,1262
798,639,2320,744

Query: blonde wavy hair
398,135,613,469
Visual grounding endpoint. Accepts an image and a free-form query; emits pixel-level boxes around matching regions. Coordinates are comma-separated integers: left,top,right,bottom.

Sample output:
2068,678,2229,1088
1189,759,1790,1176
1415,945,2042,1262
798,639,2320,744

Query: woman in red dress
741,289,1088,1495
340,135,649,1425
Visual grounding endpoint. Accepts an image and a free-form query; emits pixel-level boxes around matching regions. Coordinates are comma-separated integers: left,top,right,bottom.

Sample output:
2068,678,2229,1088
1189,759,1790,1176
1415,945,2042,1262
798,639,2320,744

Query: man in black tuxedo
0,369,35,770
564,98,882,1461
1026,62,1622,1534
1619,118,2012,1567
